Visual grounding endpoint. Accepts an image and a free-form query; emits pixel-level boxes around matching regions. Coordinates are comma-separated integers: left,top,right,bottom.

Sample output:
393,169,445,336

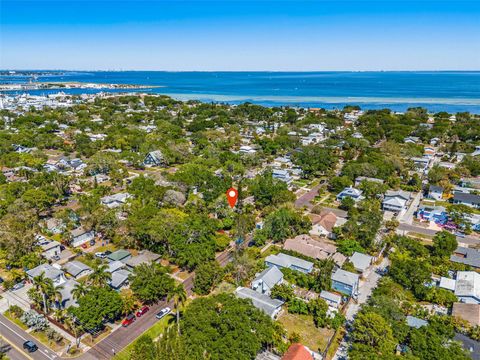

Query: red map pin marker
226,187,238,208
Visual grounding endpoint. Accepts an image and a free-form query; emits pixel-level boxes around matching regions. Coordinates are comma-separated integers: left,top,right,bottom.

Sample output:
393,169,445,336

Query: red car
81,243,88,249
121,313,136,327
136,306,150,317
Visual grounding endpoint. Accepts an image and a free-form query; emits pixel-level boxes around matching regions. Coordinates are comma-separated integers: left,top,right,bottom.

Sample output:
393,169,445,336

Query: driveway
0,284,33,313
333,257,390,360
400,192,422,225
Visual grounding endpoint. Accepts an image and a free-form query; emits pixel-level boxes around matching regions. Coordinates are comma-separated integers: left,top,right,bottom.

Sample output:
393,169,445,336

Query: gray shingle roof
454,192,480,205
64,261,92,278
235,287,284,318
406,316,428,329
265,253,313,272
331,269,359,287
253,266,283,290
27,263,64,281
450,247,480,268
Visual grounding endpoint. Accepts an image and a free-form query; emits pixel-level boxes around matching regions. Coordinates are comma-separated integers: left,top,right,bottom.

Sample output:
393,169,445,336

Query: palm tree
64,315,81,348
53,285,64,309
167,284,187,334
71,282,89,301
32,272,53,314
88,263,111,287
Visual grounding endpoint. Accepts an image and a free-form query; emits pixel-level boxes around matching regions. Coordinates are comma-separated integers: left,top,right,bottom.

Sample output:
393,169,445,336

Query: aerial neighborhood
1,92,480,360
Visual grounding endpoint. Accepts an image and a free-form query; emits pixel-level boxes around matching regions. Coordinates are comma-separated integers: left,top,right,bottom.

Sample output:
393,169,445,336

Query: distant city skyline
1,0,479,71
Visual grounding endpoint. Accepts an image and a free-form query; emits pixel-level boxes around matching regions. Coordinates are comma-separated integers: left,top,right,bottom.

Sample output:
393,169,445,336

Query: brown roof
282,343,313,360
318,212,337,232
283,234,336,260
452,302,480,327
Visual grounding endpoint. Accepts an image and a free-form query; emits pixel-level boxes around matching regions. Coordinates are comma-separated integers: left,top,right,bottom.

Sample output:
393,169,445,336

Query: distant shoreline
0,81,163,92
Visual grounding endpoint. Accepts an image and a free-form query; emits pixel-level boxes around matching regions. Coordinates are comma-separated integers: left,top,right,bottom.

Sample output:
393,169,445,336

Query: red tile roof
281,343,313,360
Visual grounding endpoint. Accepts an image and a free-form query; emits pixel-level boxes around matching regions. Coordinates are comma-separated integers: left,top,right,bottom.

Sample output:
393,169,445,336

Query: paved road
0,247,234,360
398,223,480,246
1,335,31,360
0,315,58,360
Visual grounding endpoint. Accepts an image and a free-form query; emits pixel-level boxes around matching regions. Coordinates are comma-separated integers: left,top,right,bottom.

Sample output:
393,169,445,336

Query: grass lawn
4,311,29,330
278,312,334,353
326,327,345,360
211,281,236,295
32,329,67,352
113,314,174,360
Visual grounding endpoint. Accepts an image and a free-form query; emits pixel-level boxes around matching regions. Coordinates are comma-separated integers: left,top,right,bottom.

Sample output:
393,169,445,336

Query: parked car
104,250,112,256
81,243,88,249
122,313,136,327
23,341,38,352
95,252,106,259
136,306,150,317
89,239,96,246
156,307,171,320
12,281,25,291
52,255,61,261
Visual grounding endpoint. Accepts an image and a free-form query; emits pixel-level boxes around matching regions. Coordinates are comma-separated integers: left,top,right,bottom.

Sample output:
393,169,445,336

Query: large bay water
2,71,480,113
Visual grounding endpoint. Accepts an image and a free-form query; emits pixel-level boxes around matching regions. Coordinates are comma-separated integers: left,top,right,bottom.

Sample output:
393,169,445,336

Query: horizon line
2,69,480,73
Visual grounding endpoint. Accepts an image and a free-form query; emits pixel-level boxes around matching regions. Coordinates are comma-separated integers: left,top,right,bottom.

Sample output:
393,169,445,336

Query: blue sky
1,1,479,71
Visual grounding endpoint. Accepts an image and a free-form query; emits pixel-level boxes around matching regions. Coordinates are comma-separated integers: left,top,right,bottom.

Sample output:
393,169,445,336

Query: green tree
87,263,112,287
249,172,295,208
181,294,276,360
263,207,311,242
130,334,157,360
432,231,458,258
129,263,175,304
270,283,294,302
193,260,224,295
351,312,396,356
167,284,187,333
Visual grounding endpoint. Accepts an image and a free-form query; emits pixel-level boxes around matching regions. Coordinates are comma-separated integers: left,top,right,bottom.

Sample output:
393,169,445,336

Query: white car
156,307,171,319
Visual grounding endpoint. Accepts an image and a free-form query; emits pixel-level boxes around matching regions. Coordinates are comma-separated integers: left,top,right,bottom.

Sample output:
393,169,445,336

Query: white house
70,227,95,247
455,271,480,304
349,252,373,273
26,264,66,286
251,266,284,295
272,169,292,185
428,185,444,201
100,192,132,209
382,190,411,212
336,187,363,203
235,287,284,319
39,240,62,260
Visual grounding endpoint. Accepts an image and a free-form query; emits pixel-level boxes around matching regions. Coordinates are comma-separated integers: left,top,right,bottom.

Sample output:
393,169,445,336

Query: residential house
39,240,61,260
453,192,480,209
281,343,314,360
331,269,359,297
110,269,131,290
331,252,347,268
416,205,448,224
251,266,284,295
349,252,373,273
320,290,342,308
451,247,480,269
382,190,411,212
454,333,480,360
239,145,257,154
309,211,337,238
411,157,430,171
336,187,363,203
143,150,166,167
439,277,456,291
455,271,480,304
428,185,444,201
406,316,428,329
100,192,132,209
404,136,420,144
26,264,66,286
63,261,92,279
283,235,336,261
44,218,65,234
107,249,131,263
265,253,314,274
70,227,95,248
452,303,480,327
124,250,161,269
272,169,292,185
58,279,79,309
235,287,284,319
471,146,480,157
